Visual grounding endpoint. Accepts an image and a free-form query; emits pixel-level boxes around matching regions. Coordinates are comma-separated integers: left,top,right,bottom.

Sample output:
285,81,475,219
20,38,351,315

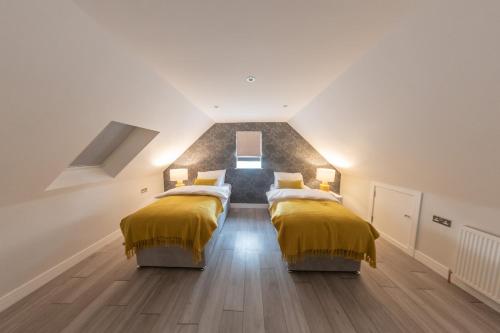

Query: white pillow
274,172,304,188
198,169,226,187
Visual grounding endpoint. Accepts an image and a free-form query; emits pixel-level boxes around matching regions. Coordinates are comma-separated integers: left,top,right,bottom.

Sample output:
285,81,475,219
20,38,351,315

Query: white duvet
266,188,340,206
155,185,231,206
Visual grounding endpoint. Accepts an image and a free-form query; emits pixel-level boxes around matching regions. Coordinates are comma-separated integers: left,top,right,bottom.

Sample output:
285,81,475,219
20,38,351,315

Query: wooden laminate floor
1,208,499,332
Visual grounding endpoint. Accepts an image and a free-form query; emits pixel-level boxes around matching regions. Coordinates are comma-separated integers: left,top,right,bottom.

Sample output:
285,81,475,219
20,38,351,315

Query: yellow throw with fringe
269,199,379,267
120,195,223,262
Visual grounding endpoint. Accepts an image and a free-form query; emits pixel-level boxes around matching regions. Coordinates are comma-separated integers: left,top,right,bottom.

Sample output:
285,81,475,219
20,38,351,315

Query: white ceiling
75,0,408,122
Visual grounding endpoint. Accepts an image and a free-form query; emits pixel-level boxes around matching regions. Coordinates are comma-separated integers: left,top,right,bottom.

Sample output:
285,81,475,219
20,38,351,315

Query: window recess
46,121,158,190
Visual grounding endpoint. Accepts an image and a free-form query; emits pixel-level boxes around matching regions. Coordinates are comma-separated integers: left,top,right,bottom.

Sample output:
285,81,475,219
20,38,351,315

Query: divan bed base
135,202,229,269
286,255,361,272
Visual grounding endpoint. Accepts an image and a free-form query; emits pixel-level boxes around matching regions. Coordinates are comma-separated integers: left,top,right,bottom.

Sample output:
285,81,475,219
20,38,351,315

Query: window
236,157,262,169
236,131,262,169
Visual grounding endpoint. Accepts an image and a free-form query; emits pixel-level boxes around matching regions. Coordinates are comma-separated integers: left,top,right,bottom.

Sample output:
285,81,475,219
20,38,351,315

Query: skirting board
378,231,415,256
230,203,268,209
451,276,500,313
414,250,449,279
0,229,122,313
414,251,499,313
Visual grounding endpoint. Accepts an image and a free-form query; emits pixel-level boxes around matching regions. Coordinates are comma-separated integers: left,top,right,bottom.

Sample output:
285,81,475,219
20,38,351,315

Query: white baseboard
230,203,268,209
0,229,122,313
413,251,499,313
451,276,500,313
378,231,414,256
414,250,449,279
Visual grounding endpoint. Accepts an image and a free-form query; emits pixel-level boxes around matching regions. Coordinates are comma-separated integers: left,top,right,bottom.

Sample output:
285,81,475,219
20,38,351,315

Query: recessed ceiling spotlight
246,75,256,83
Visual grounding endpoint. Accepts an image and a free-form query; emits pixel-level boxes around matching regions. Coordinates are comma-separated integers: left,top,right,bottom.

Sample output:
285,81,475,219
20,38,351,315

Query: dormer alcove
46,121,159,190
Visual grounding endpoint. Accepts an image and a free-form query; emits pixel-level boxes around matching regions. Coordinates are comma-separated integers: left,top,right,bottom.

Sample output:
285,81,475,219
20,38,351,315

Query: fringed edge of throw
283,249,377,268
123,237,202,263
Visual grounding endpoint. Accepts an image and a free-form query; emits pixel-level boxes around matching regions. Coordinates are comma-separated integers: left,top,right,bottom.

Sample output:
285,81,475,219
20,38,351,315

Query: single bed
120,183,231,269
267,174,379,272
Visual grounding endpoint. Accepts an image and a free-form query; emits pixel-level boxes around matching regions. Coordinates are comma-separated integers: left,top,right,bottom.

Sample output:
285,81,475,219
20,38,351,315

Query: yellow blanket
120,195,223,262
270,199,379,267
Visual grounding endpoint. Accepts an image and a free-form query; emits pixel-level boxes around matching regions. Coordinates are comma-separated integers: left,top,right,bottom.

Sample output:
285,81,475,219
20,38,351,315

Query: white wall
291,0,500,271
0,0,212,303
0,174,162,298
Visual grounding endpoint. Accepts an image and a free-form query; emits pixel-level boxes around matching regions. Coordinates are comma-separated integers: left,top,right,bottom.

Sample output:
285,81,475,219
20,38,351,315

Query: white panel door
370,183,422,255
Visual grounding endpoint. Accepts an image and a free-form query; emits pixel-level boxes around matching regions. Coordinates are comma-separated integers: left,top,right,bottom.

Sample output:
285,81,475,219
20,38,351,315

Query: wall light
152,150,182,167
170,168,188,187
321,151,353,169
316,168,336,191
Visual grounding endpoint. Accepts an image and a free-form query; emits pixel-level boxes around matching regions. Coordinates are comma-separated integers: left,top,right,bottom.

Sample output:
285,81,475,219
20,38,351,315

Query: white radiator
454,226,500,303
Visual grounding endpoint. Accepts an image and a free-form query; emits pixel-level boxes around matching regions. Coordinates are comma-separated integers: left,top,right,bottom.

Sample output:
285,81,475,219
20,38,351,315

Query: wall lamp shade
316,168,336,191
170,168,188,187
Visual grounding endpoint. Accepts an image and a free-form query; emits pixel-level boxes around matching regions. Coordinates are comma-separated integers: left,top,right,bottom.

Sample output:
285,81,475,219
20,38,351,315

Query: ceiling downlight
245,75,256,83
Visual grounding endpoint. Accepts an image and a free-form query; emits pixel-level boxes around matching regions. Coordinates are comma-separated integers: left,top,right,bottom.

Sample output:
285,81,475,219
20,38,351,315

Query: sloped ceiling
0,0,213,206
290,0,500,208
3,0,498,211
75,0,409,122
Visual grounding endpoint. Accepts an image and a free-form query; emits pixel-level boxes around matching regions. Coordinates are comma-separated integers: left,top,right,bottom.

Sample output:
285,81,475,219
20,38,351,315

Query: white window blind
236,131,262,169
236,131,262,157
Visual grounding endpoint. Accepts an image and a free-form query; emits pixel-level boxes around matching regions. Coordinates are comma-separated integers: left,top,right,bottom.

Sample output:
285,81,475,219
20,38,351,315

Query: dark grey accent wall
163,123,340,203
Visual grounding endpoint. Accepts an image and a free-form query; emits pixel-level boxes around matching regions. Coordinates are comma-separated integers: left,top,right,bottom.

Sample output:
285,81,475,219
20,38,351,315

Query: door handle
404,214,411,218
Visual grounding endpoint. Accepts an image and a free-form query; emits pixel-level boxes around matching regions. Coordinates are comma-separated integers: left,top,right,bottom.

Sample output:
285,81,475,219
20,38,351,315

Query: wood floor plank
151,269,200,332
197,250,234,333
141,270,180,314
361,262,397,287
106,274,163,333
179,231,226,324
107,269,156,306
412,271,478,303
72,251,111,278
243,251,265,333
81,305,124,333
272,252,311,333
122,313,159,333
309,273,356,333
324,274,379,333
10,252,127,333
2,208,499,333
382,286,452,332
221,310,243,333
224,250,246,311
419,289,498,333
343,273,424,333
61,281,127,332
51,250,125,304
175,324,198,333
260,268,289,333
471,302,500,330
295,282,333,333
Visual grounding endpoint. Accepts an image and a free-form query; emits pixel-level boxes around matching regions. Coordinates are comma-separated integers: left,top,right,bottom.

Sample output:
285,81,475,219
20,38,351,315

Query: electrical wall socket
140,187,148,194
432,215,452,227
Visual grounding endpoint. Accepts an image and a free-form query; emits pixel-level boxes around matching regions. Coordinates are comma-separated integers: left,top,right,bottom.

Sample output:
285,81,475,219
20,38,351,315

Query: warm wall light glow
321,151,353,169
152,151,181,167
